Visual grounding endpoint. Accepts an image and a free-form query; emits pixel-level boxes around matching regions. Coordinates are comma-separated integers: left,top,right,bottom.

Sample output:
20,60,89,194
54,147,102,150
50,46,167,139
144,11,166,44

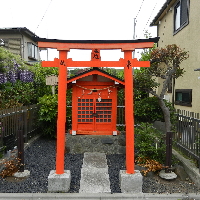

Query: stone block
48,170,71,192
120,170,143,193
101,138,114,144
79,168,111,193
82,152,107,168
14,170,30,178
159,170,177,180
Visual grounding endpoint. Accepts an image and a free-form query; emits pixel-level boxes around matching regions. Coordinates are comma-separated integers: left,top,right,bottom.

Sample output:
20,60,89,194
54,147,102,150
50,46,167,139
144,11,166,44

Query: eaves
150,0,176,26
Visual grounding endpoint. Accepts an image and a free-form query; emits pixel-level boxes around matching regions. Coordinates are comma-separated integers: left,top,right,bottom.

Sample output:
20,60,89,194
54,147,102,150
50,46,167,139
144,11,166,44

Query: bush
135,122,165,164
38,94,58,138
135,96,175,123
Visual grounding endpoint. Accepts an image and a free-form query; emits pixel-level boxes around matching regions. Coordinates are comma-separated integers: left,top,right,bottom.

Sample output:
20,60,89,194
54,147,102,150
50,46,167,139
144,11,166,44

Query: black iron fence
117,105,125,128
0,105,39,151
174,109,200,170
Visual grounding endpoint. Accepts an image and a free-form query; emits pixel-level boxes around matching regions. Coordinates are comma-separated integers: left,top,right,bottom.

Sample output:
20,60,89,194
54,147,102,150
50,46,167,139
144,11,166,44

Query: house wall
156,0,200,113
0,32,39,62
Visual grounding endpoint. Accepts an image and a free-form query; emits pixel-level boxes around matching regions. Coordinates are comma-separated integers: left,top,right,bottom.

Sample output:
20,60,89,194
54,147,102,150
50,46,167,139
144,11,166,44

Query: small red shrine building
67,68,125,135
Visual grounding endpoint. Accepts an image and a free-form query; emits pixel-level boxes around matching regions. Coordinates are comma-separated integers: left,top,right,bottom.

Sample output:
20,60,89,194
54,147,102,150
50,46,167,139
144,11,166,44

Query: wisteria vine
0,63,34,84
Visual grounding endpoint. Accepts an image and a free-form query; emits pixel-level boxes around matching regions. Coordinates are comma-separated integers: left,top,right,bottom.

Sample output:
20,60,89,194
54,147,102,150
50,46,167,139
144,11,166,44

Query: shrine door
72,84,117,135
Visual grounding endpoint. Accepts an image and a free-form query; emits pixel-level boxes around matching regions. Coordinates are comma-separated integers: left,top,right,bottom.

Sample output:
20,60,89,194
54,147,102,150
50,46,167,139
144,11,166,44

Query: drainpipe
19,28,25,60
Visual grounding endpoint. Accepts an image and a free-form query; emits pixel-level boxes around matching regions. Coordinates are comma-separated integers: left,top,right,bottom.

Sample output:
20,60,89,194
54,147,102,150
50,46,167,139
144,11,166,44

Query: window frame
27,42,38,60
175,89,192,107
174,0,189,35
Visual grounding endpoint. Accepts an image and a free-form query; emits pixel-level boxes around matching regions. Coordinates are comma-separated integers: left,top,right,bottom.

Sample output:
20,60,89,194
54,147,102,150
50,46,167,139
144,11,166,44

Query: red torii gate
35,38,159,175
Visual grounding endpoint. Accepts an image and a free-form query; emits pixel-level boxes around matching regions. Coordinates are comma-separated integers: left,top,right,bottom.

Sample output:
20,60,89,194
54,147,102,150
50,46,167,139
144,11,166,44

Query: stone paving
79,152,111,193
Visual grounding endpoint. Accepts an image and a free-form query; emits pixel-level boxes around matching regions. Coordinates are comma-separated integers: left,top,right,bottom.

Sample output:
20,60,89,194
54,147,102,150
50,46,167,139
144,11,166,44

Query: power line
142,1,158,33
135,0,145,20
134,0,145,39
35,0,53,34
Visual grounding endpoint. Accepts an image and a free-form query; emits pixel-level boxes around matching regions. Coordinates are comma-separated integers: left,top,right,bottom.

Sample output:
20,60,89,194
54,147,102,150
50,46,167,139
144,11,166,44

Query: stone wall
66,132,125,154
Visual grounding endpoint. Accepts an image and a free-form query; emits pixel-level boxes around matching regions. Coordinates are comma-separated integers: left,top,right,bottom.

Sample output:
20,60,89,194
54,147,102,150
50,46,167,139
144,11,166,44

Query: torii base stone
48,170,71,192
120,170,143,193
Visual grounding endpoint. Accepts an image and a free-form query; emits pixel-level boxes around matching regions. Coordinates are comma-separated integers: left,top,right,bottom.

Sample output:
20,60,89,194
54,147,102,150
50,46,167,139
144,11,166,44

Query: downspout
19,28,25,60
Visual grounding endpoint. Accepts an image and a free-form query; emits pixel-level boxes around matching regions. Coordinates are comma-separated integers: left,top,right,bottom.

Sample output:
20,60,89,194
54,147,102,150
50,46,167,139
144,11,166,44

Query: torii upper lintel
35,37,159,51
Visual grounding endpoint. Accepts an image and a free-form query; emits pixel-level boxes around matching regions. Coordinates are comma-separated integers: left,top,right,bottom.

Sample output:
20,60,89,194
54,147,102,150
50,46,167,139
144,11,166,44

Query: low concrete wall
172,149,200,187
66,132,126,154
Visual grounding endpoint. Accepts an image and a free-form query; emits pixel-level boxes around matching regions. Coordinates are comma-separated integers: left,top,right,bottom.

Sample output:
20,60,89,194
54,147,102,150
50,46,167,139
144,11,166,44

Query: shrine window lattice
77,99,112,123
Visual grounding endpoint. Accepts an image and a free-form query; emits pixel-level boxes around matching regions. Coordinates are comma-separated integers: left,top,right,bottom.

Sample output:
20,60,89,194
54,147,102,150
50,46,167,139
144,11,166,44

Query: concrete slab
79,168,111,193
120,170,143,193
48,170,71,192
79,152,111,193
82,152,108,168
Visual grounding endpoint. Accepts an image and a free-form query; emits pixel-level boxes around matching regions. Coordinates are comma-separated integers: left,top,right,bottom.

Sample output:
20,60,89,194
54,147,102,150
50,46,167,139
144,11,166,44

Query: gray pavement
0,193,200,200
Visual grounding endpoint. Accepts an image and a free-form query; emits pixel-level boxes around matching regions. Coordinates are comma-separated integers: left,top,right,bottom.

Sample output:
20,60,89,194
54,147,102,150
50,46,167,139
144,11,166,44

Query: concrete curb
172,149,200,186
0,193,199,200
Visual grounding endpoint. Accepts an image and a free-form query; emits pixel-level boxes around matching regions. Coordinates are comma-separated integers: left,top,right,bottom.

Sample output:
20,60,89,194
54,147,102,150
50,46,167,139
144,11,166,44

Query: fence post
165,132,173,173
23,107,28,143
17,130,24,172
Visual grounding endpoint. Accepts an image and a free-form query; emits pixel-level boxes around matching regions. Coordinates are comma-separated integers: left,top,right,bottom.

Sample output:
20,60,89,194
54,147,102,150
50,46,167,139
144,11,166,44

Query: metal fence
174,109,200,169
117,105,125,128
0,105,39,151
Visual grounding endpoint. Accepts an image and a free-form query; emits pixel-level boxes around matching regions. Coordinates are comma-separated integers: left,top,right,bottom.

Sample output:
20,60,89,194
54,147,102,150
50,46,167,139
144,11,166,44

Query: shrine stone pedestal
48,170,71,192
120,170,143,193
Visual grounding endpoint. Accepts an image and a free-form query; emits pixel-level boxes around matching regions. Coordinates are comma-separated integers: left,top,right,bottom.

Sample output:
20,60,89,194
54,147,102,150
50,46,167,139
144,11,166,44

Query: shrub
38,94,58,138
135,122,165,163
135,96,175,124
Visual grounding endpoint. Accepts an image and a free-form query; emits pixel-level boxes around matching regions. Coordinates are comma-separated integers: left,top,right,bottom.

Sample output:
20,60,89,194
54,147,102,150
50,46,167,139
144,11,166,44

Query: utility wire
134,0,145,39
142,1,158,33
34,0,53,34
135,0,145,20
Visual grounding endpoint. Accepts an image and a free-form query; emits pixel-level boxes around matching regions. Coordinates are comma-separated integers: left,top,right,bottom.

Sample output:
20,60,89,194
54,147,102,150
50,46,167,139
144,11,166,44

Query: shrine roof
67,67,125,85
33,37,159,44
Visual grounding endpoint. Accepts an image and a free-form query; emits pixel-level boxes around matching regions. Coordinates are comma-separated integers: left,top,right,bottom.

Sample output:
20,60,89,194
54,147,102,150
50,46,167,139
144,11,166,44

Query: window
174,0,189,33
28,42,38,60
175,89,192,106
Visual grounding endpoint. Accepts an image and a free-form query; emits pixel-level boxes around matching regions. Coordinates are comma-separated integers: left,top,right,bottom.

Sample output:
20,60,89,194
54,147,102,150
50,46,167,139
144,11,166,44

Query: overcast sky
1,0,166,61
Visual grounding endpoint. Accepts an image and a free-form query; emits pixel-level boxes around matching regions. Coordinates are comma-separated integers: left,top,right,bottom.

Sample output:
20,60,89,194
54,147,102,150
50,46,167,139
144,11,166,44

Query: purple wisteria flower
0,63,34,84
0,73,7,84
19,70,34,82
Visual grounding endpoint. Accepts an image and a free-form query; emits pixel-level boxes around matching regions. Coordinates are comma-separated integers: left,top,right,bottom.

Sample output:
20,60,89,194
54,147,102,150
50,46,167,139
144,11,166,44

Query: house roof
150,0,175,26
67,67,125,86
0,27,39,39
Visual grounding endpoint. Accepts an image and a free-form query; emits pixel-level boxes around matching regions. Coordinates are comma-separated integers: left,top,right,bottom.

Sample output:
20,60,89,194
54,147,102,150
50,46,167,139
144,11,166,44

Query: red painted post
56,51,67,174
124,50,135,174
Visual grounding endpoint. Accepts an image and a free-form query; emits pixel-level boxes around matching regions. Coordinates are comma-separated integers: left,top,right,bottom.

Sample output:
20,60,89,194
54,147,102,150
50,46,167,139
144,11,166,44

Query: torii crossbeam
35,37,159,175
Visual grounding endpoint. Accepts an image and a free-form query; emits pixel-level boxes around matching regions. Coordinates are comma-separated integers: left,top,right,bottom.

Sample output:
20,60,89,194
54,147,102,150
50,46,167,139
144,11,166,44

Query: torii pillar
36,38,159,192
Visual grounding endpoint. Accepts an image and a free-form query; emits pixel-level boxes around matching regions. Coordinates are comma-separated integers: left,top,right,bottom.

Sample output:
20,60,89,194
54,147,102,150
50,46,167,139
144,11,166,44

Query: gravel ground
107,154,200,194
0,137,83,193
0,137,200,193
